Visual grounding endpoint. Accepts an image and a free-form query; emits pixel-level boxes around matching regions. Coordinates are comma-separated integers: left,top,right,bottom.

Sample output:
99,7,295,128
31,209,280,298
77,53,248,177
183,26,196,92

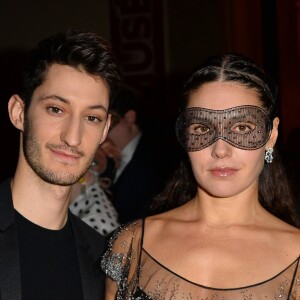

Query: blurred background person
100,85,173,224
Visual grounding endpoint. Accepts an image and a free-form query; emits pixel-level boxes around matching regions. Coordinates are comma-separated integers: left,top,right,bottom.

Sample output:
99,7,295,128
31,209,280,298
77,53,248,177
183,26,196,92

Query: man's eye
188,124,210,134
231,122,256,134
48,107,62,114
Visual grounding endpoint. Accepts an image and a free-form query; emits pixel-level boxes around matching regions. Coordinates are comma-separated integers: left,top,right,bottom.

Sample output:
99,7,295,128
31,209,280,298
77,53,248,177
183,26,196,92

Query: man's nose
60,117,83,147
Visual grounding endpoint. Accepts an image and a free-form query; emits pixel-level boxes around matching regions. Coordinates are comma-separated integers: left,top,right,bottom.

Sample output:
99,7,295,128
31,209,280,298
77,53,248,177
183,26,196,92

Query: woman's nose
211,138,233,159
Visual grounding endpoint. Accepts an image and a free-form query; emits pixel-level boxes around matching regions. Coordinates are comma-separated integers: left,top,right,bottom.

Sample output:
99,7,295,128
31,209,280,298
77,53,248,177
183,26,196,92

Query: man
100,86,172,224
0,29,119,299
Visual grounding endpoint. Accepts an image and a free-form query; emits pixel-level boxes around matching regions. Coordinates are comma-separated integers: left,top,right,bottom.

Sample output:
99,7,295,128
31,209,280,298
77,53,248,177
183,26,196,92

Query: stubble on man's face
23,114,95,186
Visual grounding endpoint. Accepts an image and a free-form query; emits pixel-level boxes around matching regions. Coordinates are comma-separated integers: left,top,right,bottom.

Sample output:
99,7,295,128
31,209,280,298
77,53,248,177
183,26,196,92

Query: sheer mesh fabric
101,220,300,299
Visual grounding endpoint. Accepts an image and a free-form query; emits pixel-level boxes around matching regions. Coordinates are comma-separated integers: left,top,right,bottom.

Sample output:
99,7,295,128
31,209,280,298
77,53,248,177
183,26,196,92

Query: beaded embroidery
101,220,300,299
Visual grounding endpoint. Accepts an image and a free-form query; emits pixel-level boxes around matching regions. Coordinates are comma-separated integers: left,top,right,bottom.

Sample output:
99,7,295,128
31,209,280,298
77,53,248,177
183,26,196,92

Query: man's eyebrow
39,95,68,103
39,95,108,113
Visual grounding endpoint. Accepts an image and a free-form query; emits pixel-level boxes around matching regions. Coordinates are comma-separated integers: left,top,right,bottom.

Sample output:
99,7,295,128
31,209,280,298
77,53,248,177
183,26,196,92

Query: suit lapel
0,179,22,300
70,214,105,300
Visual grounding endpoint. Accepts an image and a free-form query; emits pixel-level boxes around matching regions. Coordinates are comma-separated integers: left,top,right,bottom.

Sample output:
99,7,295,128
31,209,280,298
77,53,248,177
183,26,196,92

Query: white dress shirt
114,132,142,183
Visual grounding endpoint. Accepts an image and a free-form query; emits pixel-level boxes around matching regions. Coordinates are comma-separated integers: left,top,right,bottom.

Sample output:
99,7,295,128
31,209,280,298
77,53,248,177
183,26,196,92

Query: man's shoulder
0,178,15,228
70,213,104,238
0,178,12,193
69,212,106,247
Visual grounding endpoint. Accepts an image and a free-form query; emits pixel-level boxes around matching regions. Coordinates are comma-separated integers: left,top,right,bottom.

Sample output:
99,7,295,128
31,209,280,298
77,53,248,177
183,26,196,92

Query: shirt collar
121,132,142,165
114,132,142,182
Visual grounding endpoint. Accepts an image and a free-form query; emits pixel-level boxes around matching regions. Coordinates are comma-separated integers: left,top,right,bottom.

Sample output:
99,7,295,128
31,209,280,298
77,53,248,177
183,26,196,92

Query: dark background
0,0,299,194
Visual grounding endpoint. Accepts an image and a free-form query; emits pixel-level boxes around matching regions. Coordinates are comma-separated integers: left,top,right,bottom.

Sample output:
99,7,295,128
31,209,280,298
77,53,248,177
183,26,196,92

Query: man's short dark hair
21,29,120,109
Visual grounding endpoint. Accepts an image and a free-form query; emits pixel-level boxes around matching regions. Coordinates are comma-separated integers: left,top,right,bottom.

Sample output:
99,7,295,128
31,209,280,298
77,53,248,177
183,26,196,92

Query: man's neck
11,165,71,230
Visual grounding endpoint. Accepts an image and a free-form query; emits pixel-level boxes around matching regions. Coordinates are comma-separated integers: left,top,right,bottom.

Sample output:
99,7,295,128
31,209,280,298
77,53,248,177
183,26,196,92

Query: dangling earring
265,147,274,164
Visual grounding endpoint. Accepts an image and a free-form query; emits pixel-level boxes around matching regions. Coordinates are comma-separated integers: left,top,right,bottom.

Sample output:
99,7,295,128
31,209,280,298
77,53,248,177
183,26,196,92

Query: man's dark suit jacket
112,134,172,224
0,179,105,300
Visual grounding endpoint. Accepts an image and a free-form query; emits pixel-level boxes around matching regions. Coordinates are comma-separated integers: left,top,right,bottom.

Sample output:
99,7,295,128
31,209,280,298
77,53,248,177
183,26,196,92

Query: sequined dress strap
288,255,300,297
136,218,146,285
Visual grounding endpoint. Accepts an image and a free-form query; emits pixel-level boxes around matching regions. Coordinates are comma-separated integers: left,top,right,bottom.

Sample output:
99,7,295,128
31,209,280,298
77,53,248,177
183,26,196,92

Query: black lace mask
176,105,272,151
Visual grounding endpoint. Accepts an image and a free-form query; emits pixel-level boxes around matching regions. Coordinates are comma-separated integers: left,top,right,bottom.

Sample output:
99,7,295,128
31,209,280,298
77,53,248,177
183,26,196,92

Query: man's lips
50,148,82,161
210,167,238,177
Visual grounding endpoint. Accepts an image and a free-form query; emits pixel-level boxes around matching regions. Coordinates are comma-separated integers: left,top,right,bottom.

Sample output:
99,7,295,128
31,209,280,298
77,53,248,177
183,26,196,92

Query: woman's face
187,81,278,198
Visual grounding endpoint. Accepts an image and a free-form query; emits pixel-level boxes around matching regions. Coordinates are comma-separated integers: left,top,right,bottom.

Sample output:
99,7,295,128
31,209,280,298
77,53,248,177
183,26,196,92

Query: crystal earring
265,147,274,164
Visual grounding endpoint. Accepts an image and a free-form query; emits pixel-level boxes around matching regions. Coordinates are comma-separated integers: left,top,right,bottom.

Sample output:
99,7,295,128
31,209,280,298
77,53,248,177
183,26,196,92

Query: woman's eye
86,115,101,123
188,124,210,134
231,122,256,134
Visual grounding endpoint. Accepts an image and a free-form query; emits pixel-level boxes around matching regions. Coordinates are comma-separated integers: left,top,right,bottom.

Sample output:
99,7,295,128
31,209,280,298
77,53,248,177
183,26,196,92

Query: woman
101,53,300,299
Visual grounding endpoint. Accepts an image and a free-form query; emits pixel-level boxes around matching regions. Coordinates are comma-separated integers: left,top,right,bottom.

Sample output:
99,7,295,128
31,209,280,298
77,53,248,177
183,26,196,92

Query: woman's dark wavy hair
151,53,299,227
21,29,120,112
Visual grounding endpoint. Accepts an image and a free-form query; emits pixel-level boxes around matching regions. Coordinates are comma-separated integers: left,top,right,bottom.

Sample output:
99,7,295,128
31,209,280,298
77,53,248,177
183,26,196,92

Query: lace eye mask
176,105,272,151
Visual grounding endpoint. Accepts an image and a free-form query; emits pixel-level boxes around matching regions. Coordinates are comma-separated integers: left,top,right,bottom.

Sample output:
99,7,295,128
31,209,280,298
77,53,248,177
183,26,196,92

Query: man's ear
266,117,279,149
99,113,111,145
124,110,136,125
8,95,25,131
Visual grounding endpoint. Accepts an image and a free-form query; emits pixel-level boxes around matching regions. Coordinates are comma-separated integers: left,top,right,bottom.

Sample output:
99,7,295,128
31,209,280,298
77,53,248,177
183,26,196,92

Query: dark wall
0,49,27,181
0,0,110,49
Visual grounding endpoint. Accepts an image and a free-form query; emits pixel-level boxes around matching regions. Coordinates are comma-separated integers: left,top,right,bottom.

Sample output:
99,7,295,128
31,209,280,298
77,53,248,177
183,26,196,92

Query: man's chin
29,159,90,186
38,172,82,186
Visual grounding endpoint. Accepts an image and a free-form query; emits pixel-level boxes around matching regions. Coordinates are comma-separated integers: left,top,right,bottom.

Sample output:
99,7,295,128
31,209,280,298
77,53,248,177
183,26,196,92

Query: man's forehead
30,64,109,110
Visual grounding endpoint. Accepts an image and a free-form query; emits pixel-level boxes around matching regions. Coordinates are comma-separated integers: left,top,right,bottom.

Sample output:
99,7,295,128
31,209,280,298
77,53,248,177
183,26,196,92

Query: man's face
23,64,110,185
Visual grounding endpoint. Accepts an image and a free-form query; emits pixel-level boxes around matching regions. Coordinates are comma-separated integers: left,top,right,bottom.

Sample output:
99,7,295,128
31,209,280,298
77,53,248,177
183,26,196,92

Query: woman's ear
266,117,279,149
8,95,25,131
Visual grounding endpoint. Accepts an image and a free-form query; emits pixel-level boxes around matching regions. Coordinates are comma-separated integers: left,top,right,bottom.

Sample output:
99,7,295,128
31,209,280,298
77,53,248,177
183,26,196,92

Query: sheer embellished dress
101,219,300,299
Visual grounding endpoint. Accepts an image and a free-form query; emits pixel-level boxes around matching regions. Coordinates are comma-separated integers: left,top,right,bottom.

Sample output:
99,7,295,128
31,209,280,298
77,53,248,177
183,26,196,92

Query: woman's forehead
187,82,262,110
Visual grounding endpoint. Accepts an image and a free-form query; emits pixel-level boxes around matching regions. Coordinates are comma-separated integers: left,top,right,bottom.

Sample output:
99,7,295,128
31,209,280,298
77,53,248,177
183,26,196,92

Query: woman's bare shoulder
105,219,144,250
145,205,192,239
146,206,185,225
261,213,300,259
